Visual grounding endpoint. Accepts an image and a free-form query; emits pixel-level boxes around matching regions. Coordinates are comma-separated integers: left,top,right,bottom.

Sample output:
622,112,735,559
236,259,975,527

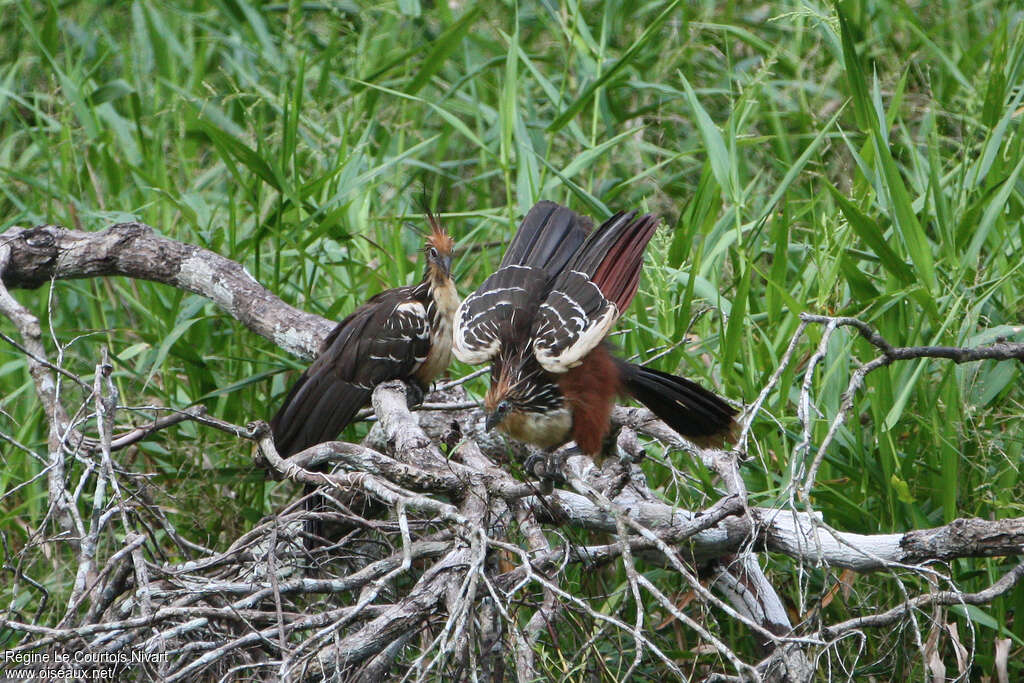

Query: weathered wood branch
0,240,77,535
3,221,1024,682
294,382,1024,572
823,561,1024,638
1,223,332,359
799,313,1024,363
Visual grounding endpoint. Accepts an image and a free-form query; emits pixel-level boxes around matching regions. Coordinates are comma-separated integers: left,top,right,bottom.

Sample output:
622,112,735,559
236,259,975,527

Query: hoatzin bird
453,201,736,475
271,216,458,542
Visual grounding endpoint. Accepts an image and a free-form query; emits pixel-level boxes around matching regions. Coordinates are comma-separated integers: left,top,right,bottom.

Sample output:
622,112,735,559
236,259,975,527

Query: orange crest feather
484,371,512,413
424,210,455,255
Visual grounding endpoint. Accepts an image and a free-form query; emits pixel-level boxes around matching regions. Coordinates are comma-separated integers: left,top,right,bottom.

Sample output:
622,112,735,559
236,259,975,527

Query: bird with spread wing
453,200,736,477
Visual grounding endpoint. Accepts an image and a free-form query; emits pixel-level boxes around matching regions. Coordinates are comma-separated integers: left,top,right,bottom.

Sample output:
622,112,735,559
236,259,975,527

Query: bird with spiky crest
453,201,736,476
271,212,458,545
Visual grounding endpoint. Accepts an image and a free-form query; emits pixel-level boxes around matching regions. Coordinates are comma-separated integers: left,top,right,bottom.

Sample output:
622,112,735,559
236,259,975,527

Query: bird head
483,350,557,431
483,354,523,433
484,397,511,432
484,377,519,433
423,211,454,282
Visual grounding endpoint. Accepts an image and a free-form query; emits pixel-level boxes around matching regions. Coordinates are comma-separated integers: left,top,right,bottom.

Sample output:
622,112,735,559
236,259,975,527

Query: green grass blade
406,7,482,95
548,0,683,132
826,183,915,286
721,262,750,387
837,8,876,135
677,69,734,201
871,131,936,293
964,154,1024,266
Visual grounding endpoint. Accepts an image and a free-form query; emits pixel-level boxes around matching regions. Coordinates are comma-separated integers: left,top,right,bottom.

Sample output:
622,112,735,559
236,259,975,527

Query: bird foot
403,381,425,408
524,451,566,490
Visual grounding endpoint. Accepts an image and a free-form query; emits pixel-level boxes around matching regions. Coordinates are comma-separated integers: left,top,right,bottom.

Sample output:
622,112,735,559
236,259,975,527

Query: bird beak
440,254,452,278
485,411,501,432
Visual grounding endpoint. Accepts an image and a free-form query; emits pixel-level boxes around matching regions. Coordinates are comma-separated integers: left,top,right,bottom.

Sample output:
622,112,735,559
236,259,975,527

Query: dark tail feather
501,201,592,274
269,369,314,458
270,370,369,458
616,360,738,448
566,210,634,275
271,369,368,550
567,211,659,311
304,484,326,550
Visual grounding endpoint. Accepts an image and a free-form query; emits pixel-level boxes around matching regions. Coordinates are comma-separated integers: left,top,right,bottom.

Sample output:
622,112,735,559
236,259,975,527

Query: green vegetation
1,0,1021,678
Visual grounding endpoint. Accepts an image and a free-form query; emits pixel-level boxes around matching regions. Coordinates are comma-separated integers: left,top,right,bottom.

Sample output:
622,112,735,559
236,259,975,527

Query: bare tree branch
0,241,78,536
1,224,332,358
3,222,1023,682
797,313,1024,497
824,561,1024,638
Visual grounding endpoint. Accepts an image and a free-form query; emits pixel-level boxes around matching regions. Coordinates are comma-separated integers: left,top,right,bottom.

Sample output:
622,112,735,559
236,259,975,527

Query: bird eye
428,247,439,259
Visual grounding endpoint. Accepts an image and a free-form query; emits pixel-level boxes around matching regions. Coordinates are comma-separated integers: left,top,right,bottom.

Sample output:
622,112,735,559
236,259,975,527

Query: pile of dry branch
2,222,1022,681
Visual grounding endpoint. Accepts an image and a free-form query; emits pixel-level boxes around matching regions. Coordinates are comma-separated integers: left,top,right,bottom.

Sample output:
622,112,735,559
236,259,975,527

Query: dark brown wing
498,200,592,273
452,201,591,365
270,287,430,456
532,212,659,373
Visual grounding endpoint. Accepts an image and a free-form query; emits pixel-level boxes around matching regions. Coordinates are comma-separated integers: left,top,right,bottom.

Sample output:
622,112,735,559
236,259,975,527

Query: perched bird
453,201,736,474
271,215,458,541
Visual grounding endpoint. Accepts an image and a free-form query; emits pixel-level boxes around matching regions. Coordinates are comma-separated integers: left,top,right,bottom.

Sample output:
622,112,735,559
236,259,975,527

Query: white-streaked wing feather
531,270,619,373
452,264,547,365
365,299,431,376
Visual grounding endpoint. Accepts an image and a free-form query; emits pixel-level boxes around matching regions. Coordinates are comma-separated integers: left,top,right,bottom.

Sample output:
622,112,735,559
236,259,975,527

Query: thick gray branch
530,489,1024,571
1,223,332,359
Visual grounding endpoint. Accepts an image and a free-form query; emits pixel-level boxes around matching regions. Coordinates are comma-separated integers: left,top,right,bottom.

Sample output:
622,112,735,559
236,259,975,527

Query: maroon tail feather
564,211,659,312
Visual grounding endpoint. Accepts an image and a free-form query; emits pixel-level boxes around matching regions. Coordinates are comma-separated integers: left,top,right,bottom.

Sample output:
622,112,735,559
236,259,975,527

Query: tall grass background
1,0,1022,677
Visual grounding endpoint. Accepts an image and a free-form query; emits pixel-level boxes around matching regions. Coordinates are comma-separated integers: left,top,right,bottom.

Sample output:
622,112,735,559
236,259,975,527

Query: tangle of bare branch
2,223,1023,681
